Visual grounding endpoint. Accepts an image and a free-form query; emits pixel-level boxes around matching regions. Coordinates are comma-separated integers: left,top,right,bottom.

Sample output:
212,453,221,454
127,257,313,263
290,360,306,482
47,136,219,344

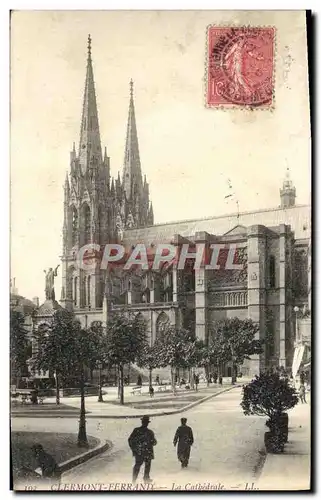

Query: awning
292,345,305,379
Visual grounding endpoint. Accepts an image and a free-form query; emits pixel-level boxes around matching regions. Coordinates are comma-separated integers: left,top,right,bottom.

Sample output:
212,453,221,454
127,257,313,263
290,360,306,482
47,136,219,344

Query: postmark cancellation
206,26,276,109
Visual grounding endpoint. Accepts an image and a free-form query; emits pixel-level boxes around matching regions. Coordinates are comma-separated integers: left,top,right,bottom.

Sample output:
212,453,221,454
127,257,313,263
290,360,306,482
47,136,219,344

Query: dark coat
173,425,194,460
36,451,60,478
128,426,157,460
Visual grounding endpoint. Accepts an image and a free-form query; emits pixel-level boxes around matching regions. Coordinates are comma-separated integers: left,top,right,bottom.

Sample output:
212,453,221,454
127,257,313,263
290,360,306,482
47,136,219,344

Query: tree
196,340,221,386
33,309,102,447
241,372,299,453
136,343,161,387
241,372,298,418
89,321,106,402
153,327,198,393
10,310,30,386
34,309,77,404
210,318,263,384
104,314,148,405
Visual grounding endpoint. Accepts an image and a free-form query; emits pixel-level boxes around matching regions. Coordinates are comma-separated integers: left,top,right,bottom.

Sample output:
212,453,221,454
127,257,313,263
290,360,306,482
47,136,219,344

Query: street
12,388,267,490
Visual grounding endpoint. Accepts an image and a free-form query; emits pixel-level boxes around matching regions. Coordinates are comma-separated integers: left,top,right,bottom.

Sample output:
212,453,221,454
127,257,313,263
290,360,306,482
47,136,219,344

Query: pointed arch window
72,207,78,246
67,267,74,300
98,206,103,245
156,312,170,341
82,276,87,307
87,276,91,307
268,256,276,289
74,277,78,306
84,204,91,244
97,276,104,308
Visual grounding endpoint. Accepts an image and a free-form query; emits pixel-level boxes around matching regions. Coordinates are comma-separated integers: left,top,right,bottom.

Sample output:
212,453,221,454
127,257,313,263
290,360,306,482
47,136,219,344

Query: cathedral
60,37,311,377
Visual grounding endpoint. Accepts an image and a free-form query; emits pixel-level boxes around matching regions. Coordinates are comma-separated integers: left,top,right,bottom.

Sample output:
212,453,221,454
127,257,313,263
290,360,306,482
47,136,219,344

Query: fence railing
210,290,248,308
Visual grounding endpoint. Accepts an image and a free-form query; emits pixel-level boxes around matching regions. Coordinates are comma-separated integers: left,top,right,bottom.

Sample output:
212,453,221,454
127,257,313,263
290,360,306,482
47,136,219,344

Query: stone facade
60,38,311,377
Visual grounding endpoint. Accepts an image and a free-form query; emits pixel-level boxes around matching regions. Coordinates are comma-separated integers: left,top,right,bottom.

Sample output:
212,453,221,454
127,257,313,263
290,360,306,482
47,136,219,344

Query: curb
11,385,240,420
58,439,112,474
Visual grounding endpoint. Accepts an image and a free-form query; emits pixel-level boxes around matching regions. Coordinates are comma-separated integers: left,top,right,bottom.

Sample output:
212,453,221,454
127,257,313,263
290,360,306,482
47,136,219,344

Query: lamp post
229,341,237,385
77,362,88,448
98,362,103,403
78,316,88,448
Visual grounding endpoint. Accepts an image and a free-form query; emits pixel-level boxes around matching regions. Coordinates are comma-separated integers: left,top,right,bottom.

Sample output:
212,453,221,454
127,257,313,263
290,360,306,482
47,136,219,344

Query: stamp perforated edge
204,24,277,112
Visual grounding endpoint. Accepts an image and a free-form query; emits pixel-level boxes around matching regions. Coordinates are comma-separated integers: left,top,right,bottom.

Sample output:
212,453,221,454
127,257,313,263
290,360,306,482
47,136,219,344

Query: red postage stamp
206,26,275,108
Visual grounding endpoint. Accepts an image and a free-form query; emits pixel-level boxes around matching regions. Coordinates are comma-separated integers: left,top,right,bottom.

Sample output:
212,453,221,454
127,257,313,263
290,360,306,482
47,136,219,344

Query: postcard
10,10,311,492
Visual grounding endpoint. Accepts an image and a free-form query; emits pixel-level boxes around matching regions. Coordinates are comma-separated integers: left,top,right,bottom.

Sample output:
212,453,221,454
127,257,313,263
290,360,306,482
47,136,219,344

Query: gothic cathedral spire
61,41,155,312
121,80,152,228
122,80,143,200
78,34,102,175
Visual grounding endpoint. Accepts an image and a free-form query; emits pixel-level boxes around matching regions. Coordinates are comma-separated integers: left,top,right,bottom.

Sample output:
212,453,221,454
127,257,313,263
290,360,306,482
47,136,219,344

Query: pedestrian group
128,416,194,484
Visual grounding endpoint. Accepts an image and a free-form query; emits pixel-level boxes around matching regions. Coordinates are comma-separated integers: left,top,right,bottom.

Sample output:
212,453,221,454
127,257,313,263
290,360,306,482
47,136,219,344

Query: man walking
128,416,157,484
173,418,194,468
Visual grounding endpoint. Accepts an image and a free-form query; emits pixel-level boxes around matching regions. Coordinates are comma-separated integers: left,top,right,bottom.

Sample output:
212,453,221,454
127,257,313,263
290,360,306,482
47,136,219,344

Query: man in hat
128,415,157,483
173,418,194,468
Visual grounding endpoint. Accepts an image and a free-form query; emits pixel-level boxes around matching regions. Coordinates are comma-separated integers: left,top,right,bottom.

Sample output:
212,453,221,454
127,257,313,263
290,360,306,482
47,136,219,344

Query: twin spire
78,34,102,175
73,36,153,227
122,77,143,200
79,35,142,191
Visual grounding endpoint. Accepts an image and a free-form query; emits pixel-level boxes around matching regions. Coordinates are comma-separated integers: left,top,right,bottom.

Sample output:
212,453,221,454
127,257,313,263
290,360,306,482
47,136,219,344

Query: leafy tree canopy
10,310,30,373
104,314,148,367
136,342,161,371
153,327,198,369
33,309,102,378
209,317,263,365
241,372,299,418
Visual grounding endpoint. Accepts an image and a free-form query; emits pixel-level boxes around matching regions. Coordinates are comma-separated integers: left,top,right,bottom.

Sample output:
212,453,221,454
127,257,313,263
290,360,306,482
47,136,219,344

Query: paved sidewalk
257,395,311,491
12,385,238,419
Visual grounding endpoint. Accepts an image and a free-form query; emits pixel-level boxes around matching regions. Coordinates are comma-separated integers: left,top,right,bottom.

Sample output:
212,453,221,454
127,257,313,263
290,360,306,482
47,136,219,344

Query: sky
10,10,311,302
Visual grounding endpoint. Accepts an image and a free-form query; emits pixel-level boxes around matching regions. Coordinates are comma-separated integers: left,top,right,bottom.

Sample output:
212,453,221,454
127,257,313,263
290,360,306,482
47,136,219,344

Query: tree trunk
218,363,223,385
190,367,195,390
119,364,124,405
149,367,153,387
78,367,88,448
16,365,21,389
231,359,237,384
55,373,60,405
117,367,120,398
206,365,210,387
171,367,176,395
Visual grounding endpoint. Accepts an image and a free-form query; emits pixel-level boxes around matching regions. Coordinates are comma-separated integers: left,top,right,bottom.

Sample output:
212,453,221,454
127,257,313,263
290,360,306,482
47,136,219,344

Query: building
60,37,311,377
